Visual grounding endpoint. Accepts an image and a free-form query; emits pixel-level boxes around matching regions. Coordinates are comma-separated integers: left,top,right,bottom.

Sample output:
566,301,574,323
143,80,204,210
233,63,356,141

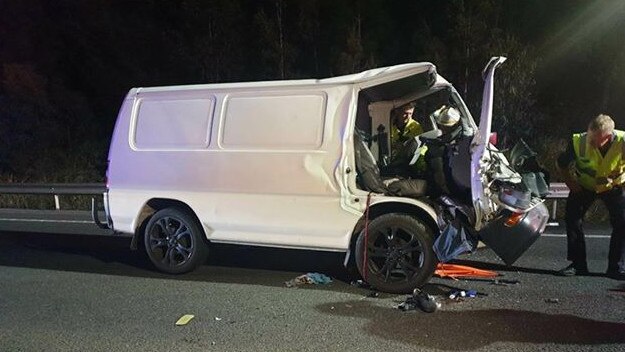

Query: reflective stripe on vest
572,130,625,193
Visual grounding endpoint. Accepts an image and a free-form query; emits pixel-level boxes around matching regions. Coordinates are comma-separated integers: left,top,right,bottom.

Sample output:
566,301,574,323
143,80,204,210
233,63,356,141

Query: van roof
134,62,436,93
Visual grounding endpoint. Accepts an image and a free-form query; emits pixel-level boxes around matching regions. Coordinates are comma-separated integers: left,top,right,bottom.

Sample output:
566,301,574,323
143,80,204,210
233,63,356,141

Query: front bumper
478,202,549,265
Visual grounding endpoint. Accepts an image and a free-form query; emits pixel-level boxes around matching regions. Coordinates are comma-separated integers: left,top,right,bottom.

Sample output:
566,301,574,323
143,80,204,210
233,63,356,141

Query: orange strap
434,263,499,279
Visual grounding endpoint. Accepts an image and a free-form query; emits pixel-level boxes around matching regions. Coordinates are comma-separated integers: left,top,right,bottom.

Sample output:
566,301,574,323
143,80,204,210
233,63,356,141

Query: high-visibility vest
391,118,423,144
572,130,625,193
390,118,425,168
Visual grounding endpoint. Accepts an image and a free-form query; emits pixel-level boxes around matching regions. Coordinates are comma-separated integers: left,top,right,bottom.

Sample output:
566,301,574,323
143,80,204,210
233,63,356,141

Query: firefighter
556,114,625,279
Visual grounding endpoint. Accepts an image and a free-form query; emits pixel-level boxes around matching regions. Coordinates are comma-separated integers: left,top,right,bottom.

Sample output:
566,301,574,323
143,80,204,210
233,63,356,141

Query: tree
335,15,376,74
489,36,541,146
164,0,245,83
254,0,295,79
295,0,322,76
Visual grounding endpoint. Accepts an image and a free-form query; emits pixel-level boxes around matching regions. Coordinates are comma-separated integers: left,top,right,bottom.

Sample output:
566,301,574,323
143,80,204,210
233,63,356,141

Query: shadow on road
0,231,357,290
316,300,625,350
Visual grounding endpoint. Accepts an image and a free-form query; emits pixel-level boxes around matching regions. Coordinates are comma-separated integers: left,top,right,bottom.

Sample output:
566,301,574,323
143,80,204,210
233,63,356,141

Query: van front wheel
144,207,209,274
355,213,437,294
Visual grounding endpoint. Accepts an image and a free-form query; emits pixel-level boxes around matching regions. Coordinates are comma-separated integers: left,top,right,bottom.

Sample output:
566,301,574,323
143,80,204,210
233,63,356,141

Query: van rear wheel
355,213,437,294
144,207,209,274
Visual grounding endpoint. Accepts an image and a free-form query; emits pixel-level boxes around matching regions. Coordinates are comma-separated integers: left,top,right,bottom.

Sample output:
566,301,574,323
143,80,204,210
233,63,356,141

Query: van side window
133,97,215,150
221,94,326,150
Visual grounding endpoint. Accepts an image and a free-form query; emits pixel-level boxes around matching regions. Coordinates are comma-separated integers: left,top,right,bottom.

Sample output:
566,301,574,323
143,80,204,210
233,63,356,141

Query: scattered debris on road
398,289,440,313
366,291,380,298
349,280,381,298
284,272,332,287
350,279,370,289
175,314,195,326
448,289,478,299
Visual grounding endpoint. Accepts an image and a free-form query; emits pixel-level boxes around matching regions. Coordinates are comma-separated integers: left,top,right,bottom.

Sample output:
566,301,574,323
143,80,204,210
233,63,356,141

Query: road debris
366,291,380,298
545,298,560,304
448,289,478,299
350,279,371,289
175,314,195,326
398,289,440,313
284,272,332,287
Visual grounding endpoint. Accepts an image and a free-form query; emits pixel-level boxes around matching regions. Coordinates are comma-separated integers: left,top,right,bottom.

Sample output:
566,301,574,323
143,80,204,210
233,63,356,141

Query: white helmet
431,105,461,127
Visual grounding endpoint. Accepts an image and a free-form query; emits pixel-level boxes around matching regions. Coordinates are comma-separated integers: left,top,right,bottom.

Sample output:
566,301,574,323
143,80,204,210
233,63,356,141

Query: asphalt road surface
1,226,624,352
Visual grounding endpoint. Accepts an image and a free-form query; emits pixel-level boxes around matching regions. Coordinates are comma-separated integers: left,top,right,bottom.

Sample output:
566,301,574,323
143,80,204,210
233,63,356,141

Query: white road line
542,233,610,239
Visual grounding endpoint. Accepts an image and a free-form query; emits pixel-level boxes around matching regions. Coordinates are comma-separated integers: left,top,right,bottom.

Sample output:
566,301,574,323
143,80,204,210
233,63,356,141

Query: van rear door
470,56,507,228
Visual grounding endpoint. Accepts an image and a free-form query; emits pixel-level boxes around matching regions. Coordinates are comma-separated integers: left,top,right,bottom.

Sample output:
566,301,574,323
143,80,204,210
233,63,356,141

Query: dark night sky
1,0,625,181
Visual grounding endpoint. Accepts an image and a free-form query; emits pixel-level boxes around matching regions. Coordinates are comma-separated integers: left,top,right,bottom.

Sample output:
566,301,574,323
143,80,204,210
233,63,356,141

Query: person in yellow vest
556,114,625,279
391,102,423,154
389,102,425,175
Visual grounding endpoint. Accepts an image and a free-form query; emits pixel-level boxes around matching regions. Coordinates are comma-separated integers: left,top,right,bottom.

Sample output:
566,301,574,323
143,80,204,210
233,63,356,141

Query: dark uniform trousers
565,187,625,272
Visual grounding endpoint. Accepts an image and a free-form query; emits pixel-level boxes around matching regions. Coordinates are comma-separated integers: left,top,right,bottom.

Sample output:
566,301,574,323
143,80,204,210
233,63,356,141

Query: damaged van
106,56,549,293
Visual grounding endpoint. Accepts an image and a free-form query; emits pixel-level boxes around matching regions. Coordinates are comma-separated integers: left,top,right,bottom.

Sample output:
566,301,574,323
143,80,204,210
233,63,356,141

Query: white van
106,56,548,293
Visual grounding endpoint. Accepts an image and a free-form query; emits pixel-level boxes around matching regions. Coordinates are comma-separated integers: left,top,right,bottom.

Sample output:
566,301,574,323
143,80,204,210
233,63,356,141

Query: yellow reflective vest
572,130,625,193
390,118,426,171
391,118,423,145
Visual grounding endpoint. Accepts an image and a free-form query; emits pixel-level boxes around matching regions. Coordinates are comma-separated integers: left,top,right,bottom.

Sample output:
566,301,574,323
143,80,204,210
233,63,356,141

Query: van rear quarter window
221,94,326,149
132,98,214,150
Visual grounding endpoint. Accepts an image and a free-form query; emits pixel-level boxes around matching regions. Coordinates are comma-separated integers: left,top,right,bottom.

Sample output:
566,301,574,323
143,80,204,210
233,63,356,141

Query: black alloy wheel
144,207,209,274
355,213,437,293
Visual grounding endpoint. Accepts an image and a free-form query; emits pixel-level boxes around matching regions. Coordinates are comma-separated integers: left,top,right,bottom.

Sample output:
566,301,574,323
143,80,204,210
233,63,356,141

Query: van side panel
107,85,361,251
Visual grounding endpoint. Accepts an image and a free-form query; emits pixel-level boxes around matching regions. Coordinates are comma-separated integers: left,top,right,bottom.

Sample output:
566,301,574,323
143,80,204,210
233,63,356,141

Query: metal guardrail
0,183,112,230
546,182,569,199
546,182,569,226
0,183,107,195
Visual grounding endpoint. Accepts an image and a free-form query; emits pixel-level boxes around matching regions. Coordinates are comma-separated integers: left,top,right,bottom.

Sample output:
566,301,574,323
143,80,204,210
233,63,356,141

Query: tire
355,213,437,294
144,207,209,274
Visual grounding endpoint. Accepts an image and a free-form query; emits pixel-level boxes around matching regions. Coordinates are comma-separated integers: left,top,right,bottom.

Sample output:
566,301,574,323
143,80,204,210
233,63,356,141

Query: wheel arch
131,198,206,249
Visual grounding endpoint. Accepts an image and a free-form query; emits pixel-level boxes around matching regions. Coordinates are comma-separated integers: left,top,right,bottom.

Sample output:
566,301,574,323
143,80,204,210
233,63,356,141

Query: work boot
557,263,589,277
